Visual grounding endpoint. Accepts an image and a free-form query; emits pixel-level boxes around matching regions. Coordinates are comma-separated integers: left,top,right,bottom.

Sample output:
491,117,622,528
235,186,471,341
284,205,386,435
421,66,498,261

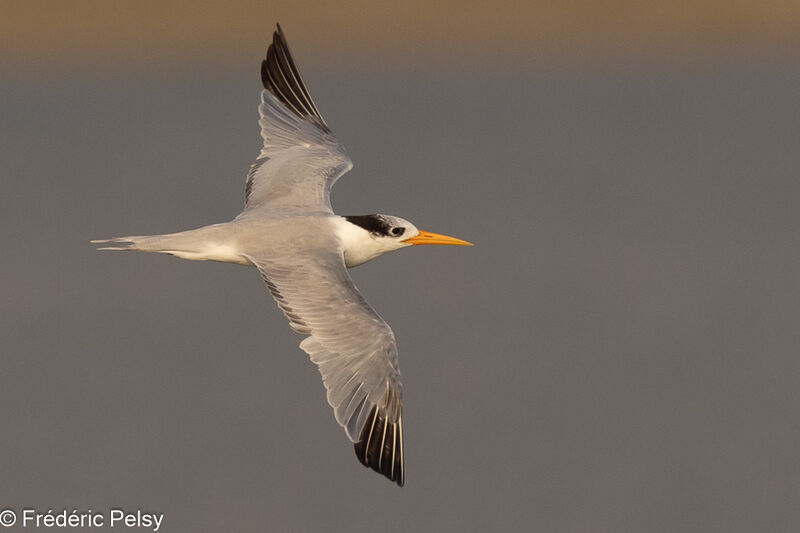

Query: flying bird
93,24,471,486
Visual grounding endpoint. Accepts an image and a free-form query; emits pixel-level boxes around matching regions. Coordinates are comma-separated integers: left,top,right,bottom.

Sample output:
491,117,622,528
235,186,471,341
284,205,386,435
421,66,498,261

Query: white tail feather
91,225,252,266
91,237,139,251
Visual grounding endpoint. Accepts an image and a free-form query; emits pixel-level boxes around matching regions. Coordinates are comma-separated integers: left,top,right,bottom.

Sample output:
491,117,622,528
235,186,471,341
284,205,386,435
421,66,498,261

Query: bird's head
338,214,472,267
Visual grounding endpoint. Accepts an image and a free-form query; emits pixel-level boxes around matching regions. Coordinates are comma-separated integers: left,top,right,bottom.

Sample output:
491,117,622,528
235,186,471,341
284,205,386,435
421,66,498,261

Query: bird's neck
332,216,394,268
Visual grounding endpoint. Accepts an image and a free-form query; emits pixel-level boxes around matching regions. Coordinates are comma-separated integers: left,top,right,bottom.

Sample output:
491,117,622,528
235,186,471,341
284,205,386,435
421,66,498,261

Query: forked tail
91,224,251,265
91,234,174,252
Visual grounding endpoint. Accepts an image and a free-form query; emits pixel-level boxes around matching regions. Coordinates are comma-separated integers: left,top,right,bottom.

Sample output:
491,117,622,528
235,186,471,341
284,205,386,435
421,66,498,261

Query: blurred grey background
1,2,799,532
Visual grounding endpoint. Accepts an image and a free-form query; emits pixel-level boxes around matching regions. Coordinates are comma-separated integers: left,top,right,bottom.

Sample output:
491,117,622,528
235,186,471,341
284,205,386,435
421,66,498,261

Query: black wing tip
274,23,287,46
272,24,285,51
259,57,269,91
260,23,331,133
354,405,405,487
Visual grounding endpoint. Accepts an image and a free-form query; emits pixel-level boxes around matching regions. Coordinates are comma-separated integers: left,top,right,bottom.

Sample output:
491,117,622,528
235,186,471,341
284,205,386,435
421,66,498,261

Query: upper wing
243,25,352,214
248,247,405,486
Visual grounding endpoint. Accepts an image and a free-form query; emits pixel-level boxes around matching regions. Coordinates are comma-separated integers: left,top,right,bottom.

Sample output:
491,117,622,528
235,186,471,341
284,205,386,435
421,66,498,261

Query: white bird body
99,214,418,268
93,25,470,486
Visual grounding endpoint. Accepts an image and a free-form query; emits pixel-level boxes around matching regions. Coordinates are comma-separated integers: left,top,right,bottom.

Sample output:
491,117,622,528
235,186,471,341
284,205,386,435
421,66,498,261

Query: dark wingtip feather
354,405,405,487
260,24,330,133
260,58,269,92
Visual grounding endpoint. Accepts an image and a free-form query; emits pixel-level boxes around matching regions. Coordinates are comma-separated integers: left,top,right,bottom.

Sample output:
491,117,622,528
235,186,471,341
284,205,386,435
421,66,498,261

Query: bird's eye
391,227,405,236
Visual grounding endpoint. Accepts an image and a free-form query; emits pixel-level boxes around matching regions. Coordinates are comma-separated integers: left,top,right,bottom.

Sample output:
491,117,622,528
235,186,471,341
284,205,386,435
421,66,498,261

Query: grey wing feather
242,25,352,214
248,247,404,486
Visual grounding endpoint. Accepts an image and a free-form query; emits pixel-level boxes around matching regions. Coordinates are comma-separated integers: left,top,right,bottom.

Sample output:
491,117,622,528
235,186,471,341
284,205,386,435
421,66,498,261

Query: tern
93,24,471,486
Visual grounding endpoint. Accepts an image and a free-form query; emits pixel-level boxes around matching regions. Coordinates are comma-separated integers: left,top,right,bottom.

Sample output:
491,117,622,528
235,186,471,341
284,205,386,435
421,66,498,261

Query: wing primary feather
391,423,397,480
378,418,388,471
271,35,313,117
362,407,379,463
267,41,310,117
398,417,405,486
260,24,330,133
273,27,326,126
354,405,404,486
262,50,305,118
274,24,326,122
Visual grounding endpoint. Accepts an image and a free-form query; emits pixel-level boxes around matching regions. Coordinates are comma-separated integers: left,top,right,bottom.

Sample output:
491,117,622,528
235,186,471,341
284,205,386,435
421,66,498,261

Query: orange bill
403,230,473,246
